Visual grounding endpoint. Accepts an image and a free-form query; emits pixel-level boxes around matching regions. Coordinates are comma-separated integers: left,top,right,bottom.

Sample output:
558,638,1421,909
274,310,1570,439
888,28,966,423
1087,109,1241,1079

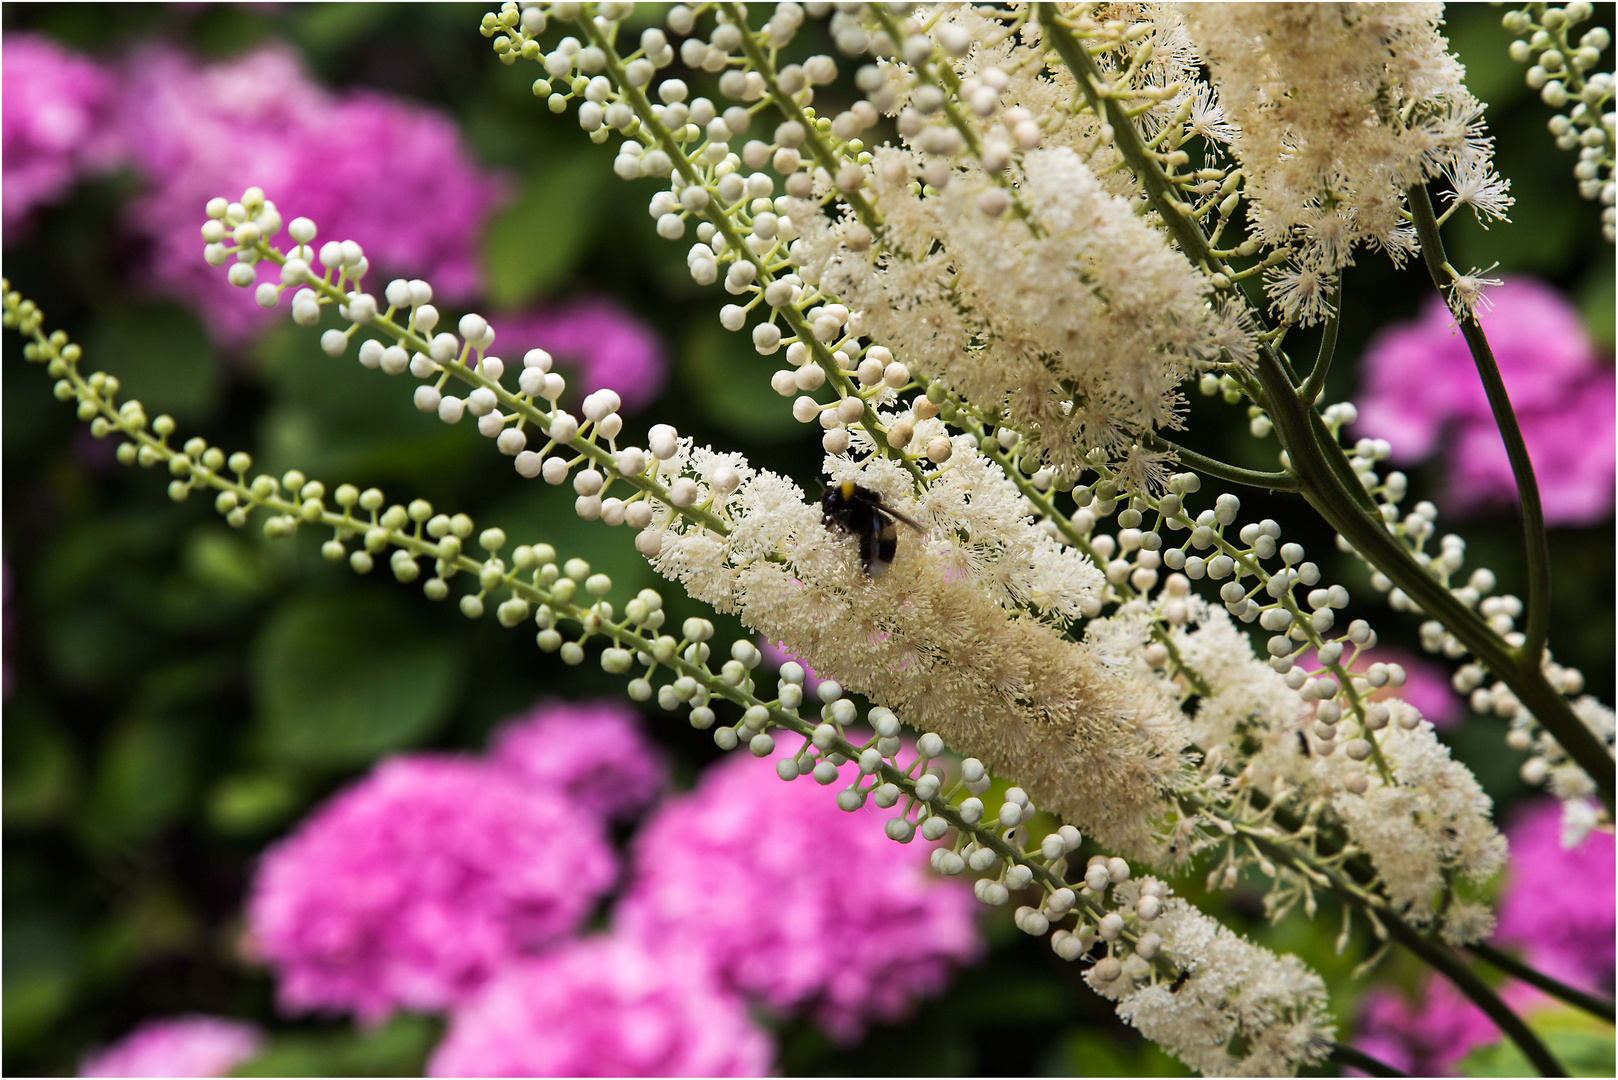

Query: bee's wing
885,504,926,533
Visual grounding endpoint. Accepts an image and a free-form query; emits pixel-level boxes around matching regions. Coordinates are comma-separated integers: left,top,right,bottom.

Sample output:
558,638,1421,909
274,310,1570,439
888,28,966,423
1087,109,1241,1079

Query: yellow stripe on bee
838,480,855,498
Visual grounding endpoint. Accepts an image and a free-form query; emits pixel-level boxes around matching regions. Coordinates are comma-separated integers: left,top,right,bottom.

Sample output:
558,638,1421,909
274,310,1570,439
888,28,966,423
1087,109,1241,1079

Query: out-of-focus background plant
2,4,1612,1077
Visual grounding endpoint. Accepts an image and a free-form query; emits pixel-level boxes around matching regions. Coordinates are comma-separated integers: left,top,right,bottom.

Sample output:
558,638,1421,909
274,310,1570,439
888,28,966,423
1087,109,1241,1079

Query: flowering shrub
248,754,616,1021
3,2,1615,1077
619,742,980,1040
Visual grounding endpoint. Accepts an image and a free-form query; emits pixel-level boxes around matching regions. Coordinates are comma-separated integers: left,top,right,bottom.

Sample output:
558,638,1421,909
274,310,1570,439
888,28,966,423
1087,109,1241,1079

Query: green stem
1300,296,1341,405
1464,941,1617,1023
1143,432,1300,492
1237,820,1567,1077
1407,184,1551,666
1379,919,1568,1077
1038,3,1613,814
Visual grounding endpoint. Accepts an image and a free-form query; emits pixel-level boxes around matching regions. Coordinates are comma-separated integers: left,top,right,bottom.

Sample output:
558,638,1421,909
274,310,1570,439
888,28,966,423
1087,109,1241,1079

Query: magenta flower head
494,297,667,413
2,34,120,234
617,745,982,1041
427,936,774,1078
79,1015,262,1078
489,698,668,821
1356,277,1614,525
247,754,616,1023
1494,797,1616,992
118,45,504,344
1350,975,1530,1077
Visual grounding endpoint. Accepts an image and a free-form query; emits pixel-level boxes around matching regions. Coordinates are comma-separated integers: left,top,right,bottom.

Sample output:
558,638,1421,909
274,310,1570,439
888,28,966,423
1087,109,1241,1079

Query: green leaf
2,708,79,829
233,1013,441,1078
1577,259,1615,346
482,155,603,307
2,915,81,1051
87,715,197,840
1460,1003,1616,1077
678,317,802,442
85,303,219,423
207,772,303,836
252,591,463,768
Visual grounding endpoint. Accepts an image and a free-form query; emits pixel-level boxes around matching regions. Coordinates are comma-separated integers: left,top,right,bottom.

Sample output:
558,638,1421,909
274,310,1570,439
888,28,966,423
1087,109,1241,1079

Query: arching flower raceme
617,745,981,1041
427,937,773,1078
118,45,504,343
78,1016,262,1078
1180,3,1510,323
1357,277,1615,524
2,34,121,234
247,754,615,1022
493,296,667,414
490,698,668,821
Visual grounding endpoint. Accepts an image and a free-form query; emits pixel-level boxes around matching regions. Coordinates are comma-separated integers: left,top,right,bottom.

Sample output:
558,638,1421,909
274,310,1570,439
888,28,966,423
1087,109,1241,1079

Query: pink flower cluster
1358,278,1615,526
5,36,675,416
428,939,772,1078
1352,798,1615,1074
1352,975,1541,1077
1,35,120,234
117,45,504,344
491,698,669,821
1495,798,1615,992
617,744,982,1042
79,1016,262,1078
242,694,983,1074
247,754,617,1023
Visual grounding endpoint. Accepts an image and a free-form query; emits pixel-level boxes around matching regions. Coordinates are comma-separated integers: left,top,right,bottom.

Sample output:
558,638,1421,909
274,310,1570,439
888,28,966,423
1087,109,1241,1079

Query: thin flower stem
1300,295,1341,406
1406,183,1551,667
1382,921,1569,1077
1463,940,1617,1023
1038,3,1614,814
1142,432,1301,492
1235,820,1569,1077
1328,1043,1408,1077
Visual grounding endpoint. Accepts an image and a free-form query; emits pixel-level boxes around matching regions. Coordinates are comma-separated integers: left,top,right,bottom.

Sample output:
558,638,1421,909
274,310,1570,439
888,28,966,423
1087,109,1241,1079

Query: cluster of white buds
1503,3,1615,237
481,0,953,481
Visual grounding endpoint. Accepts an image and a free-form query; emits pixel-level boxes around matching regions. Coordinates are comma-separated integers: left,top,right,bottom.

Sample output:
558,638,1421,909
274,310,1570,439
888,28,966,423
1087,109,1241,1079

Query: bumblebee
821,481,923,577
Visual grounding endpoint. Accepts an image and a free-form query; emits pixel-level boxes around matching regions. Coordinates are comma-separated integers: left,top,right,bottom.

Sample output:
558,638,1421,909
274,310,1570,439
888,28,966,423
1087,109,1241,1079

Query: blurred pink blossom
118,45,504,343
79,1015,262,1078
247,754,615,1023
428,937,773,1077
617,745,981,1041
490,698,668,821
493,297,666,413
1357,277,1614,525
1350,975,1541,1077
1494,798,1615,992
2,35,121,234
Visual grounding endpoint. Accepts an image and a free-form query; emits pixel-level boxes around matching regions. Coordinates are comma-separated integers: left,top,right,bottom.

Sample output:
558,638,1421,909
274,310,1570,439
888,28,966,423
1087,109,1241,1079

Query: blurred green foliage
2,3,1612,1076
